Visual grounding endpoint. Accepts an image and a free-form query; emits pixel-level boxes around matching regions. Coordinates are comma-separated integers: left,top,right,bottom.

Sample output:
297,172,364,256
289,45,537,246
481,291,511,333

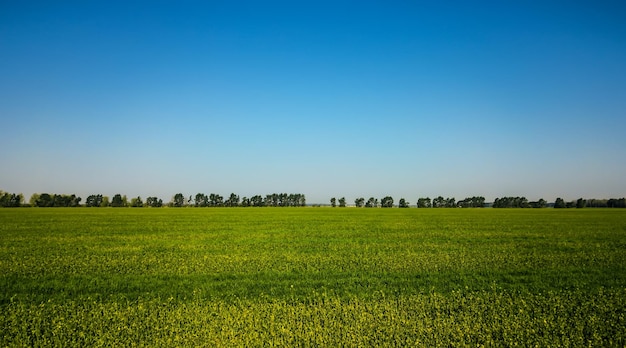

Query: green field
1,208,625,346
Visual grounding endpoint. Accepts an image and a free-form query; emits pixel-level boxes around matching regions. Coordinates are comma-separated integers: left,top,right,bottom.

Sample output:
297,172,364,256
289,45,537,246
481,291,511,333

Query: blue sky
2,1,625,204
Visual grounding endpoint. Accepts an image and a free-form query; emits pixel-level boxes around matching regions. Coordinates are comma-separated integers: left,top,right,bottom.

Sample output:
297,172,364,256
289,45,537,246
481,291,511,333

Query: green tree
225,193,240,207
381,196,394,208
355,197,365,207
85,194,103,207
338,197,346,207
330,197,336,207
130,196,143,207
146,196,162,207
111,194,124,207
554,198,566,208
399,198,409,208
417,197,431,208
172,193,185,207
576,198,587,208
100,196,110,207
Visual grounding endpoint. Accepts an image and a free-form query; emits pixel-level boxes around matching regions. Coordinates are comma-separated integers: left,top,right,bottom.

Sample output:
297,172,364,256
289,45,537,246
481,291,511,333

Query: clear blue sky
2,1,625,204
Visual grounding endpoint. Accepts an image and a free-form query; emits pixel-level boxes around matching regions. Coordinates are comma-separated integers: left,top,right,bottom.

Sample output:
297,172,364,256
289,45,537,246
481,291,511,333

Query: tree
381,196,394,208
101,196,110,207
0,191,23,207
554,197,566,209
146,196,162,207
365,197,377,208
355,197,365,208
172,193,185,207
433,196,445,208
130,196,143,207
111,194,124,207
493,197,529,208
417,197,431,208
85,194,103,207
399,198,409,208
529,199,547,208
251,195,264,207
35,193,54,207
338,197,346,207
195,193,208,207
457,196,485,208
225,193,240,207
576,198,586,209
330,197,336,207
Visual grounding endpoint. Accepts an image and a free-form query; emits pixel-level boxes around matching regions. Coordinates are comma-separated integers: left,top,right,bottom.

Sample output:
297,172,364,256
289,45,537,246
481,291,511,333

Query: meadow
1,208,625,346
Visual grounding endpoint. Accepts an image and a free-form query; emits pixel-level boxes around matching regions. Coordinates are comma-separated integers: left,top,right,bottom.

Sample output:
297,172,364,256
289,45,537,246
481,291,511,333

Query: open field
1,208,625,346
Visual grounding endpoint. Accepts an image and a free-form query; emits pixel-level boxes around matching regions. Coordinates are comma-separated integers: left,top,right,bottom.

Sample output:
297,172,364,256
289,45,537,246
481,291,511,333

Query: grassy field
1,208,625,346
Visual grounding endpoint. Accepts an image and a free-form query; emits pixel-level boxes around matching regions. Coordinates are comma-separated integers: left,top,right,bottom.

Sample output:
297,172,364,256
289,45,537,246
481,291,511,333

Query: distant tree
554,197,566,209
35,193,54,207
607,198,626,208
529,199,547,208
493,197,529,208
0,191,23,207
85,194,103,207
417,197,431,208
146,196,162,207
432,196,446,208
355,197,365,208
29,193,40,207
399,198,409,208
338,197,346,207
130,196,143,207
172,193,185,207
225,193,240,207
241,197,251,207
209,193,224,207
195,193,208,207
251,195,264,207
457,196,485,208
445,197,456,208
111,194,124,207
365,197,377,208
330,197,336,207
576,198,586,209
381,196,394,208
101,196,110,207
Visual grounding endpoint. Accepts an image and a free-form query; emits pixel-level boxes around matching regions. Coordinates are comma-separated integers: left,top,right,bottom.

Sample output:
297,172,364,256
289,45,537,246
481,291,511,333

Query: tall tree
130,196,143,207
146,196,162,207
330,197,336,207
172,193,185,207
554,197,566,209
111,194,124,207
381,196,394,208
225,193,240,207
338,197,346,207
355,197,365,208
417,197,431,208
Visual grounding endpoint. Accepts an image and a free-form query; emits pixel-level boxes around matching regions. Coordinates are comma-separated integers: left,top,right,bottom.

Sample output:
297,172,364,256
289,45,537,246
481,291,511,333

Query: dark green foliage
493,196,529,208
381,196,394,208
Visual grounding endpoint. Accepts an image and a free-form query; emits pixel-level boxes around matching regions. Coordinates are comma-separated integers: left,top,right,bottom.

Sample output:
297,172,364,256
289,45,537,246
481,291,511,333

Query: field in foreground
1,208,625,346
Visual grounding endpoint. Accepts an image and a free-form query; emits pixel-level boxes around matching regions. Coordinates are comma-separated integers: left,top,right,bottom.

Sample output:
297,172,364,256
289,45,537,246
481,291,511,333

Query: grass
1,208,625,346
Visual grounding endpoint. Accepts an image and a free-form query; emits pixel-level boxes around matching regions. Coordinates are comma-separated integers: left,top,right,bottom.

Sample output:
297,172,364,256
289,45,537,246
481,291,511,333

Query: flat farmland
1,208,625,346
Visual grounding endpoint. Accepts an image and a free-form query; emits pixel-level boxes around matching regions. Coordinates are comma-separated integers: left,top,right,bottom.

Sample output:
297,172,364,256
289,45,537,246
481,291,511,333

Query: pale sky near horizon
2,1,625,204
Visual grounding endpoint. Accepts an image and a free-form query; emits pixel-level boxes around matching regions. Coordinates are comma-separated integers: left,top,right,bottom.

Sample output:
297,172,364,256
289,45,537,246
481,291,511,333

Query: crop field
1,208,625,346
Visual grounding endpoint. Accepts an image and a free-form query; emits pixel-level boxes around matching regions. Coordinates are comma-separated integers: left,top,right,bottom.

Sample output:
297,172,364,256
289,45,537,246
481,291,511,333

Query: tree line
1,190,626,208
330,195,626,208
0,191,306,208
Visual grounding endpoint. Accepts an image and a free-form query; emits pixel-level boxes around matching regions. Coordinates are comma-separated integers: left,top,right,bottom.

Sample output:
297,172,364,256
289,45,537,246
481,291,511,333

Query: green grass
1,208,625,346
